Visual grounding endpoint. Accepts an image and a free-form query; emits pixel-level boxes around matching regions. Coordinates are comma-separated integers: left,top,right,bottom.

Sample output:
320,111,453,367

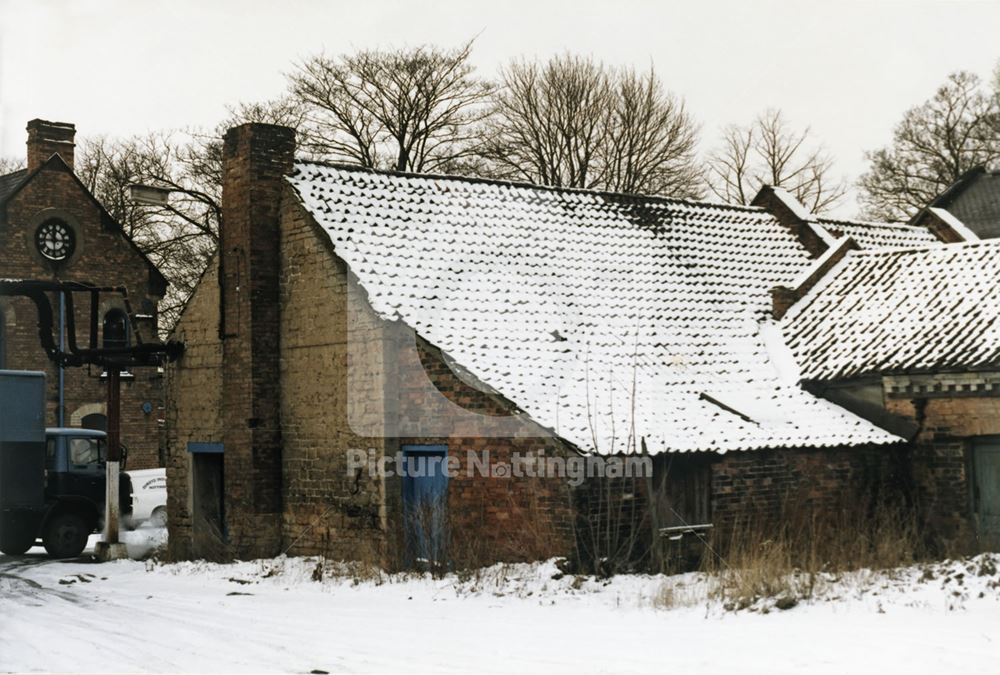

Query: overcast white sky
1,0,998,217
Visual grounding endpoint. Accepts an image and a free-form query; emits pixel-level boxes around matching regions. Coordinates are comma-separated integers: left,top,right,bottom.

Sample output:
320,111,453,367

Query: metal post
105,367,121,542
58,292,65,427
96,367,127,560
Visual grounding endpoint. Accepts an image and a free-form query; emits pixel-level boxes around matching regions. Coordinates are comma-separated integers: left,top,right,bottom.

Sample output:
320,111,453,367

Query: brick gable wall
167,179,576,564
164,255,223,560
277,191,575,564
0,161,163,469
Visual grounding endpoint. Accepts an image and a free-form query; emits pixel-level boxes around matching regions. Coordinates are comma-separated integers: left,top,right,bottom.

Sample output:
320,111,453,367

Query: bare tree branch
0,156,25,175
858,71,1000,221
707,108,847,214
288,40,493,173
481,55,702,198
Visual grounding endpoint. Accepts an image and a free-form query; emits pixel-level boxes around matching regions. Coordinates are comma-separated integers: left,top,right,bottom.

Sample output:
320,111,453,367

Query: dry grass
703,494,923,608
652,577,705,610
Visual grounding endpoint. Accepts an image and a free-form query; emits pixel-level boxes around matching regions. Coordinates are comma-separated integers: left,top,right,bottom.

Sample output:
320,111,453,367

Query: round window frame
27,208,82,268
35,217,77,262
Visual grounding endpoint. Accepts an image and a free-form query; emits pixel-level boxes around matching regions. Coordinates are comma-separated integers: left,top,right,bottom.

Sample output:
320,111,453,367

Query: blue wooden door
973,440,1000,539
402,445,448,567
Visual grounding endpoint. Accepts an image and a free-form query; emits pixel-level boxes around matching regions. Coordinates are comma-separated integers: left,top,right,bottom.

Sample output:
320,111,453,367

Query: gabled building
782,239,1000,550
0,119,167,469
912,165,1000,239
166,123,965,563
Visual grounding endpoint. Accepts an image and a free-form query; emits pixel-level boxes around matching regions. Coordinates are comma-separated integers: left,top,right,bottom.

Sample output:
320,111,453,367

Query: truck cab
39,428,133,556
0,372,133,558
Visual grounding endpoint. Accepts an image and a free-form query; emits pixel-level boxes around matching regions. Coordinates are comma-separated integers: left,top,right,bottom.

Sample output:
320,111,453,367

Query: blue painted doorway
402,445,448,567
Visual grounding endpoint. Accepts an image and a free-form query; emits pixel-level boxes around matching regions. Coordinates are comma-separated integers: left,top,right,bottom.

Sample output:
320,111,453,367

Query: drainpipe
58,292,65,427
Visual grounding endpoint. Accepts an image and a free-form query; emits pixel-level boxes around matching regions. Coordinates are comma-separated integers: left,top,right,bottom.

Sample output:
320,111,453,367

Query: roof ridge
292,158,772,216
852,237,1000,257
817,216,924,230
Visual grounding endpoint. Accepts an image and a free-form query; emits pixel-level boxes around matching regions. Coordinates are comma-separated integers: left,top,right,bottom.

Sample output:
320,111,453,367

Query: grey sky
1,0,998,217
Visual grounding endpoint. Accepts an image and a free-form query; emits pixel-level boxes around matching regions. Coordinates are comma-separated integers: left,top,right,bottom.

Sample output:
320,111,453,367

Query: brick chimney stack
219,123,295,559
26,119,75,172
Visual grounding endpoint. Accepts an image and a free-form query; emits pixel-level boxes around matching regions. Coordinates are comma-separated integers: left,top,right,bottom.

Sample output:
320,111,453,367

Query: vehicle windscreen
68,437,106,470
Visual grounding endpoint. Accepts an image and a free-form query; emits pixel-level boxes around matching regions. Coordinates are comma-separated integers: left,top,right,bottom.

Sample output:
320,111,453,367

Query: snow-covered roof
816,218,941,250
782,239,1000,381
288,162,908,454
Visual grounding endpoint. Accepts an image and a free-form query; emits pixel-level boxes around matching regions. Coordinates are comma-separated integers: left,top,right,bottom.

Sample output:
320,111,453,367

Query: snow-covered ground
1,535,998,674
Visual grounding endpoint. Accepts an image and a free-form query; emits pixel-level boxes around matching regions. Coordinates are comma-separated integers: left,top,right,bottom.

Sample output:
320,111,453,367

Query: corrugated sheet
288,163,907,454
783,240,1000,381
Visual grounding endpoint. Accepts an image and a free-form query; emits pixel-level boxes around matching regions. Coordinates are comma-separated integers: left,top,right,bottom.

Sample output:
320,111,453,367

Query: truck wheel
0,531,36,556
42,513,89,559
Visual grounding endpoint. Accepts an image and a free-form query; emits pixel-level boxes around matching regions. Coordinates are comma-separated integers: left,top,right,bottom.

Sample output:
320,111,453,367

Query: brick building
0,119,167,469
166,122,986,565
782,239,1000,551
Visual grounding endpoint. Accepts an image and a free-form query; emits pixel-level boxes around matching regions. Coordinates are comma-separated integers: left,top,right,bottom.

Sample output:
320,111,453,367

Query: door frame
401,444,449,568
972,437,1000,539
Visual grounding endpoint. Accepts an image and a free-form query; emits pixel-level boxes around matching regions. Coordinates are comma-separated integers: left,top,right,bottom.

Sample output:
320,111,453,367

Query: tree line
4,41,998,329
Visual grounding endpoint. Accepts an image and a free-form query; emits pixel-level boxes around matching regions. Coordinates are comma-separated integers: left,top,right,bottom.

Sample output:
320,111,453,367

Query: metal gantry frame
0,279,183,552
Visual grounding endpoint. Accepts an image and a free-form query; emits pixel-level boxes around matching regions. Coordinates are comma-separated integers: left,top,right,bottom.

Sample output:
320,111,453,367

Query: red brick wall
575,446,904,572
390,337,576,564
0,159,164,469
885,395,991,552
709,445,903,534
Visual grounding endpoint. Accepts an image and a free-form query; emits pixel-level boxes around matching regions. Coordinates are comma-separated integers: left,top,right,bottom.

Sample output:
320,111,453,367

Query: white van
125,468,167,528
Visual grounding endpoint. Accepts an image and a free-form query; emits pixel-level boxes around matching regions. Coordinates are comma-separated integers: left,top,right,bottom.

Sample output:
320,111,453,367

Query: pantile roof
287,162,917,454
817,217,940,250
782,240,1000,381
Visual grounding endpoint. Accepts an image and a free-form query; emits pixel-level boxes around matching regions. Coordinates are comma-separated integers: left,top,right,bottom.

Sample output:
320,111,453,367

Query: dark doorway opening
192,452,226,558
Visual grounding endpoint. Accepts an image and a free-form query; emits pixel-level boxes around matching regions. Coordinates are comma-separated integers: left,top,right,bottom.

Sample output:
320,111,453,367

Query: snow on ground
1,540,998,674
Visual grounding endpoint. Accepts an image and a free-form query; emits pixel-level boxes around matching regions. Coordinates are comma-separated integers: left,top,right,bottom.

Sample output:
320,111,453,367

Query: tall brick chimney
26,119,75,172
220,123,295,559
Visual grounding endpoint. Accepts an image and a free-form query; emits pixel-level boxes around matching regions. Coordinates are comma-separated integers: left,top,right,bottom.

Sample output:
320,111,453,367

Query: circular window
35,218,76,262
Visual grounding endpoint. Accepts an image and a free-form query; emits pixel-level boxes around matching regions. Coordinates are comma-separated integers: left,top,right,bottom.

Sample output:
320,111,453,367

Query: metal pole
58,292,64,427
104,367,121,545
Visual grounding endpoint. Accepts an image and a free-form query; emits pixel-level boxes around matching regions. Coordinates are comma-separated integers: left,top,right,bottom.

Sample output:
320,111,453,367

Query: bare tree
183,96,309,197
858,71,1000,221
485,55,613,189
0,156,25,174
289,40,493,173
603,67,702,197
76,133,218,330
707,109,846,214
483,55,702,198
75,98,307,331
